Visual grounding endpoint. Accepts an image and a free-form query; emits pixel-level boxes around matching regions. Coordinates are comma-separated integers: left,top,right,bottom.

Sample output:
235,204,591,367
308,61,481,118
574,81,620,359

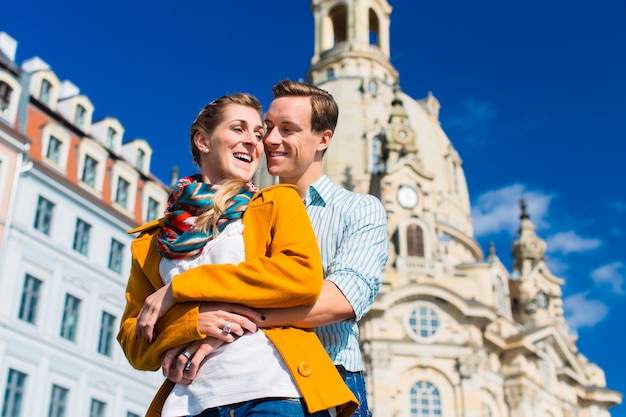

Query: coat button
298,361,312,377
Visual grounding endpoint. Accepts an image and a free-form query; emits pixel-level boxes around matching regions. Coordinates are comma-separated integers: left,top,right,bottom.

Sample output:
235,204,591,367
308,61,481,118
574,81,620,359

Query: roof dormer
56,80,94,133
22,57,61,110
0,70,21,125
122,138,152,175
91,117,124,154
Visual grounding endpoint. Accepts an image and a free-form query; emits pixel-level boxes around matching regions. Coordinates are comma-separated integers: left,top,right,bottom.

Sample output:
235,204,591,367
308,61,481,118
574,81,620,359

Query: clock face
536,291,549,309
397,186,418,208
394,127,412,144
367,79,378,94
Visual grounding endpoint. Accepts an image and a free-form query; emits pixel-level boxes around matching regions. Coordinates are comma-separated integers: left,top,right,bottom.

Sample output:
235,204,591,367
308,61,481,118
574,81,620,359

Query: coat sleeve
171,186,324,308
116,233,205,371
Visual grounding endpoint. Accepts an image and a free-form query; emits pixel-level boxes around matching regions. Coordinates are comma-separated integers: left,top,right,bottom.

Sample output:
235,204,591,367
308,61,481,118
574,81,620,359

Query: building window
494,275,507,316
105,127,116,149
409,381,441,417
408,304,439,339
115,177,130,207
407,224,424,257
81,155,98,188
2,369,27,417
34,196,55,235
73,218,91,255
89,399,106,417
74,104,86,130
368,8,380,46
46,135,62,164
146,197,159,222
0,81,12,114
48,384,69,417
60,294,81,341
97,311,116,356
135,148,145,170
39,79,52,105
19,274,42,324
108,239,124,274
327,68,335,80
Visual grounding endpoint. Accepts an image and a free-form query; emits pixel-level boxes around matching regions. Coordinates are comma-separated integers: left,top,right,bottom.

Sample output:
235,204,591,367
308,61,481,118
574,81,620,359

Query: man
260,79,388,416
158,80,388,416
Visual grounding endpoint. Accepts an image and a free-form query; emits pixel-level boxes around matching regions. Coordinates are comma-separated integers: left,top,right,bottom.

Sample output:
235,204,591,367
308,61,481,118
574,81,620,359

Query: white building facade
0,32,168,417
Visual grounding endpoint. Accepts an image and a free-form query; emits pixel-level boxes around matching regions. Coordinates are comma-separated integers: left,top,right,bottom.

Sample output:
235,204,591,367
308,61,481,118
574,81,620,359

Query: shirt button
298,361,312,377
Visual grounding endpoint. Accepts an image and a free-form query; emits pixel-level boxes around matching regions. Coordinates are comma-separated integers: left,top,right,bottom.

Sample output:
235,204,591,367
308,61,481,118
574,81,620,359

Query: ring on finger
184,359,192,371
222,322,232,334
181,349,191,360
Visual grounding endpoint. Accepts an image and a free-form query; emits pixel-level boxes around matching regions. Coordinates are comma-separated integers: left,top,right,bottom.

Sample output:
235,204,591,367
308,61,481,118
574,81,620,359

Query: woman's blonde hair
189,93,262,235
195,178,249,235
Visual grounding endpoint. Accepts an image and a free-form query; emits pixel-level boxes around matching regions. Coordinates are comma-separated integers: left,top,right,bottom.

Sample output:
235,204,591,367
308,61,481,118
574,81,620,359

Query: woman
116,93,357,417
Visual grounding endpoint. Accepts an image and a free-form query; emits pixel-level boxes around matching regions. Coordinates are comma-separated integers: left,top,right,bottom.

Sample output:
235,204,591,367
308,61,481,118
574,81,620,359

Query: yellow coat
117,184,358,417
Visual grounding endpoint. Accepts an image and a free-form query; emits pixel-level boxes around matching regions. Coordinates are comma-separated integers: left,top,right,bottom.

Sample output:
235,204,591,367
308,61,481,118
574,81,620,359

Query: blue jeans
194,397,331,417
343,370,372,417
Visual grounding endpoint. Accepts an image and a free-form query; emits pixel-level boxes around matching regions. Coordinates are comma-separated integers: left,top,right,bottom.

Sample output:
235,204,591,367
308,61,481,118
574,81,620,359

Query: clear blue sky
3,0,625,414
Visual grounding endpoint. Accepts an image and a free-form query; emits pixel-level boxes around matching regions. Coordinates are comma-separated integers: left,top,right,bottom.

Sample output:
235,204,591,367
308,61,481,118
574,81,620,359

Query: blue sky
3,0,625,414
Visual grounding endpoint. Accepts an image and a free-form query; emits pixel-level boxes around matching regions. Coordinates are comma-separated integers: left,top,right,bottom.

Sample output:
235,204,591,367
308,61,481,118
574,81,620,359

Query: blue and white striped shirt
305,176,388,372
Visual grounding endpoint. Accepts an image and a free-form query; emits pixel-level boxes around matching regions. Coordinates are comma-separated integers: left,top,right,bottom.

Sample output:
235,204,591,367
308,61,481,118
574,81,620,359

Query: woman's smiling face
195,104,265,184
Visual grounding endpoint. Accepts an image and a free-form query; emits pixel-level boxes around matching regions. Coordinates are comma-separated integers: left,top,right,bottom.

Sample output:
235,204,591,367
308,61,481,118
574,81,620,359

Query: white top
160,220,300,417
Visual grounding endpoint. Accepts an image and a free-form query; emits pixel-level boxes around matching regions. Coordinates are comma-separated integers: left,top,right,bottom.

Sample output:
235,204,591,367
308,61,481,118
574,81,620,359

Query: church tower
307,1,622,416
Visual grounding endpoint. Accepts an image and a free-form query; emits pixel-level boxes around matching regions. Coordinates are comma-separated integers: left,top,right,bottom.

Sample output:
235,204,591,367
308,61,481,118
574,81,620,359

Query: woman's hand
162,338,225,384
135,283,176,343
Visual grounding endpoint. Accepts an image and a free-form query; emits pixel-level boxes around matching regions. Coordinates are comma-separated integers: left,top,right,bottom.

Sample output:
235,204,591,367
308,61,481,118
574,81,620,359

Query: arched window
410,381,441,416
368,9,380,46
407,224,424,257
329,5,347,44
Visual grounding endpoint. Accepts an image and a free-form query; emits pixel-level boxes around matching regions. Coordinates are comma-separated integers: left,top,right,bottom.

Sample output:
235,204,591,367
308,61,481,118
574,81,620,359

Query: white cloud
591,261,625,295
471,184,552,237
545,231,601,255
563,292,609,330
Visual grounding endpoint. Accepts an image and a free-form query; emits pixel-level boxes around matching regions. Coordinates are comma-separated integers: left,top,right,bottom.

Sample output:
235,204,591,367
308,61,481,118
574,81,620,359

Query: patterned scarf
157,175,257,259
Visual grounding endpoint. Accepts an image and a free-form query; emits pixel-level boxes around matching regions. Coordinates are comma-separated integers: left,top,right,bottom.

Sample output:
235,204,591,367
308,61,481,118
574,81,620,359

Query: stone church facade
301,1,622,416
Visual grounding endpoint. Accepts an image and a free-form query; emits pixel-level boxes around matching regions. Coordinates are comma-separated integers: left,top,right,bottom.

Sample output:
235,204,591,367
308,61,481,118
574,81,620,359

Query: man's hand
135,283,175,343
197,302,262,341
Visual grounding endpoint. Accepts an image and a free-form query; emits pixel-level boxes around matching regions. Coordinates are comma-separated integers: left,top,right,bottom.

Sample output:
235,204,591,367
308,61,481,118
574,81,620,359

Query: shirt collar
305,175,331,207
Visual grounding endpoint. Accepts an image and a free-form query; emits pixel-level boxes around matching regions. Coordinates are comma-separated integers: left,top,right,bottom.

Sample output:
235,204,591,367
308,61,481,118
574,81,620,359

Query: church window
371,134,386,174
408,304,439,339
327,68,335,81
494,275,507,316
407,224,424,257
368,9,380,47
329,5,347,44
409,381,441,416
452,161,459,193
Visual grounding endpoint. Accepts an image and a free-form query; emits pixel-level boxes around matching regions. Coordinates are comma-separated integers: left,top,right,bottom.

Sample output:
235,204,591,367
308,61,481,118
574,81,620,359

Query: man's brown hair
271,79,338,134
